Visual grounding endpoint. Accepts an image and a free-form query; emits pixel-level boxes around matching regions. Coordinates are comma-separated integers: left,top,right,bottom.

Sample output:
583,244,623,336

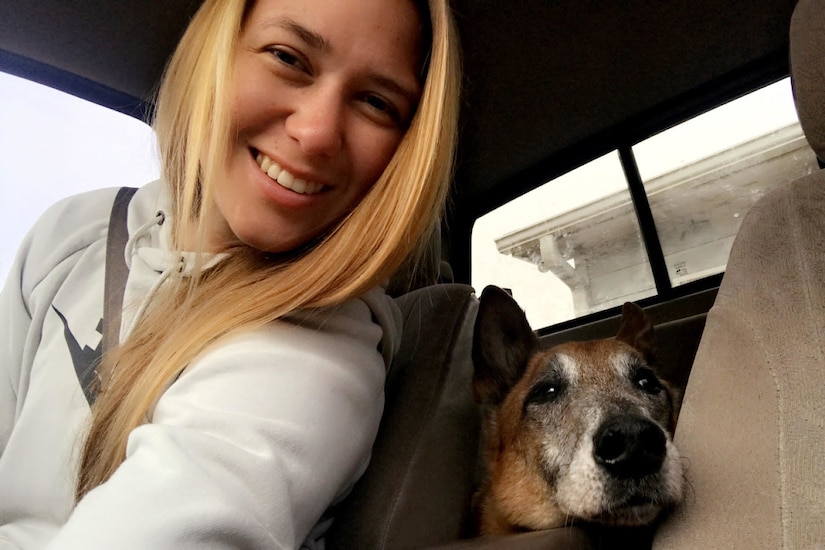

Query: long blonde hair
76,0,461,500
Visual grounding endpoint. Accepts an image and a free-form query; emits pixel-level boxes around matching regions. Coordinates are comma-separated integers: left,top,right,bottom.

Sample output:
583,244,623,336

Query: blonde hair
76,0,461,500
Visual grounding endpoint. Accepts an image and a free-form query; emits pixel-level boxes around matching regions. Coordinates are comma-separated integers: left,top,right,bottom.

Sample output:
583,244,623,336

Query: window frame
458,54,795,332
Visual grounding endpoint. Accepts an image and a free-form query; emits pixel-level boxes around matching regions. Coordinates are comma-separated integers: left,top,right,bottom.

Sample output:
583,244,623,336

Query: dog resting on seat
471,286,684,535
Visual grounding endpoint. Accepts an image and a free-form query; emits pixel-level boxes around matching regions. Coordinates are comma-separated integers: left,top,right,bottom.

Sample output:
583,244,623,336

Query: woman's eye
270,47,305,71
365,95,390,112
362,94,403,125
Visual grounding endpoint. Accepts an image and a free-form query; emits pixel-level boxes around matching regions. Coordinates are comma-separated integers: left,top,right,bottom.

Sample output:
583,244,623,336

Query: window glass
633,78,819,286
472,152,655,329
0,72,160,285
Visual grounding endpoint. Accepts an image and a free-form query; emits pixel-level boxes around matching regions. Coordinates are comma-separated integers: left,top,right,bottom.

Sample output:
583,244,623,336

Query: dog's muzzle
592,414,666,478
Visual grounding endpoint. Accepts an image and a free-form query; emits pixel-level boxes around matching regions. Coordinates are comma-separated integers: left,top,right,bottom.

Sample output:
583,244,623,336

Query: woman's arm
48,297,388,549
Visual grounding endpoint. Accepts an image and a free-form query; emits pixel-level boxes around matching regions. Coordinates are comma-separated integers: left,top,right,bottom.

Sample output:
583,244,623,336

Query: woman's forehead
242,0,425,84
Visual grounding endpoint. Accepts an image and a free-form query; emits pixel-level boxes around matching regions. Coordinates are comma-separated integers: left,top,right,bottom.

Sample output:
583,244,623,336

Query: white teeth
276,170,294,187
292,178,307,194
255,152,324,195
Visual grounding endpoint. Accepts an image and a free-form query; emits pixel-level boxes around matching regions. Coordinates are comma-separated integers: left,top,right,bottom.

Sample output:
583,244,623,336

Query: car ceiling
0,0,798,221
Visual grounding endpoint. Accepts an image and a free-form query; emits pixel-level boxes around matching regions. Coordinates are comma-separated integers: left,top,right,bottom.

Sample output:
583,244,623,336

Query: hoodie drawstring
122,210,168,338
124,210,166,270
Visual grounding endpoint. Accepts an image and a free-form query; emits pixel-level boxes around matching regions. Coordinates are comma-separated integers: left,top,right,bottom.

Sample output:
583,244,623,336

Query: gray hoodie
0,180,401,549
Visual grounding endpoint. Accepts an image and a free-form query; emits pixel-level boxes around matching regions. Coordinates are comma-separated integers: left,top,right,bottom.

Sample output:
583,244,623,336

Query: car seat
328,1,824,546
327,217,483,549
653,0,825,546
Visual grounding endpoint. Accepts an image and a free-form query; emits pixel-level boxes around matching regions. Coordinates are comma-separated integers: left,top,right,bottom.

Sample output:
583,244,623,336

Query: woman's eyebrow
261,17,328,51
370,74,420,104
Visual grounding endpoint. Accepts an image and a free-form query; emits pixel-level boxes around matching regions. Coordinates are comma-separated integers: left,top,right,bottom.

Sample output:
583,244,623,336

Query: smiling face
206,0,424,253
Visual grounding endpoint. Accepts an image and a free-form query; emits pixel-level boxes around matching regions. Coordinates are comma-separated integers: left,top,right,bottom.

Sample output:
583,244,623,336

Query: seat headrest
790,0,825,161
386,223,452,297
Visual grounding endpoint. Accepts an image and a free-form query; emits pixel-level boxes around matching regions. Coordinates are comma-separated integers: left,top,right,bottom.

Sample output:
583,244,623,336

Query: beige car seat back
654,0,825,546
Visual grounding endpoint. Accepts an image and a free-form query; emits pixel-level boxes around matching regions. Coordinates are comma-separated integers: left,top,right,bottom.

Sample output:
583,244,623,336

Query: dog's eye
527,381,564,404
633,367,663,394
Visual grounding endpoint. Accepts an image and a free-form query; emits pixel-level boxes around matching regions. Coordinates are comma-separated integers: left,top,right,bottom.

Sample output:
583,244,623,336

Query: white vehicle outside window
634,79,817,288
472,78,817,330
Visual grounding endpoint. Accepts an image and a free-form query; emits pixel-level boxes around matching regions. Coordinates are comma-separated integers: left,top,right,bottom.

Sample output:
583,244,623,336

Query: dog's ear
615,302,654,359
472,286,537,406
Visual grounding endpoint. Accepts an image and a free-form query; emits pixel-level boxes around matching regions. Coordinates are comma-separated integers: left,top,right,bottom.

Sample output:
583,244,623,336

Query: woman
0,0,461,547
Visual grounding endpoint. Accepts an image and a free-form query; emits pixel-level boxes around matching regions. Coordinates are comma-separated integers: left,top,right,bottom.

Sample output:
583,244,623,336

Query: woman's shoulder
286,286,402,367
180,287,402,388
33,186,121,238
14,181,164,293
172,291,395,414
15,187,122,284
29,180,164,242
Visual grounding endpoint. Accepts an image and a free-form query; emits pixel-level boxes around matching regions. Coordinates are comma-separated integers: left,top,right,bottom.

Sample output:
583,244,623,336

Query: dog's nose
592,415,666,478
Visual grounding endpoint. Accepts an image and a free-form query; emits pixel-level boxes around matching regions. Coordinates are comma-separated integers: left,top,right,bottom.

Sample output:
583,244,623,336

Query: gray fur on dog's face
520,342,683,526
472,286,684,534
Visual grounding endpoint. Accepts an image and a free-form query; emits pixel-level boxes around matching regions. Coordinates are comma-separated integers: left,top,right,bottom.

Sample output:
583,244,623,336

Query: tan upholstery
791,0,825,162
654,0,825,546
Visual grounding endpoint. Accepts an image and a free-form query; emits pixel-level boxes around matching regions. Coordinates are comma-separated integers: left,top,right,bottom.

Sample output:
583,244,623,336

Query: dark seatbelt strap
103,187,138,357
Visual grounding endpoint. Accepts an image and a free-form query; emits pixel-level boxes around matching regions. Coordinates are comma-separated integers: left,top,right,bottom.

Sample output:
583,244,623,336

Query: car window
633,79,817,287
472,152,656,329
471,78,817,330
0,71,160,285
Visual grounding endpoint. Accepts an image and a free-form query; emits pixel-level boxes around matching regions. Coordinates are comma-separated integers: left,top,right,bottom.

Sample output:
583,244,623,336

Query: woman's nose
285,87,344,157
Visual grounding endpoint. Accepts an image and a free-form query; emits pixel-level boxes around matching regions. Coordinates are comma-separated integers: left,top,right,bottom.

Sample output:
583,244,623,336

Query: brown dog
471,286,684,535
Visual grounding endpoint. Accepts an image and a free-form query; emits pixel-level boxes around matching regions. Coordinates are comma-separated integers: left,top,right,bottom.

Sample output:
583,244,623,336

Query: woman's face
207,0,424,253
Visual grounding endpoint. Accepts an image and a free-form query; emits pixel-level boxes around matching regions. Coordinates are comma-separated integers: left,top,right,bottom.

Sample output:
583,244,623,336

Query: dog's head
471,286,684,535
